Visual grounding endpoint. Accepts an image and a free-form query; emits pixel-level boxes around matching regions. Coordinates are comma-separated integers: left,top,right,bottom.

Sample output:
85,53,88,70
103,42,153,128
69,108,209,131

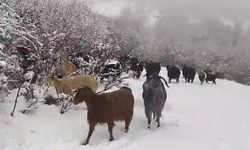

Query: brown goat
47,74,100,95
73,86,134,145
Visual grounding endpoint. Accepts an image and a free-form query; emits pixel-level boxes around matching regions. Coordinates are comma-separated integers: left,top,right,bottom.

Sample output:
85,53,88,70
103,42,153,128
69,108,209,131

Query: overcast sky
85,0,250,26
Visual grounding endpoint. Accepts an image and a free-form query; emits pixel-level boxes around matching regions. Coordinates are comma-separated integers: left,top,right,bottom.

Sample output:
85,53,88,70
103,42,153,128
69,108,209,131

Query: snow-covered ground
1,68,250,150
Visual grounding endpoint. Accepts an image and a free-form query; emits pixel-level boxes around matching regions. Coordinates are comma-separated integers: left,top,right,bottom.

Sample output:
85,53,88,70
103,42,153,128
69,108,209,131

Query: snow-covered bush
0,73,8,101
44,95,60,106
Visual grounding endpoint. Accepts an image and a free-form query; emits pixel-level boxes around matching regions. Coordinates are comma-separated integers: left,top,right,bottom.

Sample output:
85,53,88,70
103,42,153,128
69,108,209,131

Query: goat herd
47,55,221,145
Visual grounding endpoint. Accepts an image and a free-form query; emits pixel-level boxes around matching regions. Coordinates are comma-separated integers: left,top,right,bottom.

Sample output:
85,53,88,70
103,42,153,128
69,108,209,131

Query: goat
166,65,181,83
47,74,100,95
144,61,161,80
198,71,207,84
204,71,219,84
129,57,144,79
73,86,134,145
182,65,196,83
142,74,169,129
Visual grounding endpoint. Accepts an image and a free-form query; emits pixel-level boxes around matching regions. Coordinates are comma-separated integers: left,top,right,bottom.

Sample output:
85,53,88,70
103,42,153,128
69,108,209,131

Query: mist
86,0,250,25
86,0,250,51
85,0,250,84
1,0,250,87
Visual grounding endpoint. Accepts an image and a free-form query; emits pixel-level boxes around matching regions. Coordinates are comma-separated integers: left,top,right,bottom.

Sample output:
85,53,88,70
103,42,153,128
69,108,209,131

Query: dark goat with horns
142,74,170,129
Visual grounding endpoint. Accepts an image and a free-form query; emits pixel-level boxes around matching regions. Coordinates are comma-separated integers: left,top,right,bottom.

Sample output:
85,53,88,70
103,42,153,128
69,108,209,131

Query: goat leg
156,111,161,127
153,112,156,120
108,122,114,141
156,117,160,128
82,123,96,145
55,88,60,98
125,115,132,133
145,109,152,129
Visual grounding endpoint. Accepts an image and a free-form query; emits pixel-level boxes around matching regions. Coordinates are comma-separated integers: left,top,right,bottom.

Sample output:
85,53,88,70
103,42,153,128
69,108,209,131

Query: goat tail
159,76,170,88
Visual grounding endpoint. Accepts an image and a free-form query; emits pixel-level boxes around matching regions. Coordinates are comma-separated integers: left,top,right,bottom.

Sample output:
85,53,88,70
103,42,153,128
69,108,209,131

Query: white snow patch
23,71,34,81
106,59,119,65
0,61,6,67
0,43,3,50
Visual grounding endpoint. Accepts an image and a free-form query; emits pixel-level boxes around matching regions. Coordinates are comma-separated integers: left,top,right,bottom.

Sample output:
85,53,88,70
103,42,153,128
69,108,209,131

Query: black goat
204,70,219,84
129,57,144,79
182,65,196,83
166,65,181,83
142,74,169,129
144,61,161,80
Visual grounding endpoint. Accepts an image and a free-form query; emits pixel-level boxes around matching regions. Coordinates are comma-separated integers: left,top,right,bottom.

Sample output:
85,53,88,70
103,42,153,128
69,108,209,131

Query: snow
0,61,6,67
85,0,132,17
0,73,7,81
105,59,120,65
1,68,250,150
23,71,34,81
0,43,3,50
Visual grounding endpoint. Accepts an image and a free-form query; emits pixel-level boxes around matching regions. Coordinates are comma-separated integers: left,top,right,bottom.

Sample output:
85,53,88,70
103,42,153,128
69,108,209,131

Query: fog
84,0,250,84
86,0,250,25
86,0,250,51
1,0,249,84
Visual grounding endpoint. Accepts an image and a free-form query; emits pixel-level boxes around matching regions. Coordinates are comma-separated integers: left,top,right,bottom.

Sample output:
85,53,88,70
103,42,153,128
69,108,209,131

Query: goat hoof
109,137,114,141
81,141,89,145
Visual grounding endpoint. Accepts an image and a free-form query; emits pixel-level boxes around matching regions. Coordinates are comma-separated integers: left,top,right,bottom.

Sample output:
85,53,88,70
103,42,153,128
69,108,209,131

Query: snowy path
1,68,250,150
